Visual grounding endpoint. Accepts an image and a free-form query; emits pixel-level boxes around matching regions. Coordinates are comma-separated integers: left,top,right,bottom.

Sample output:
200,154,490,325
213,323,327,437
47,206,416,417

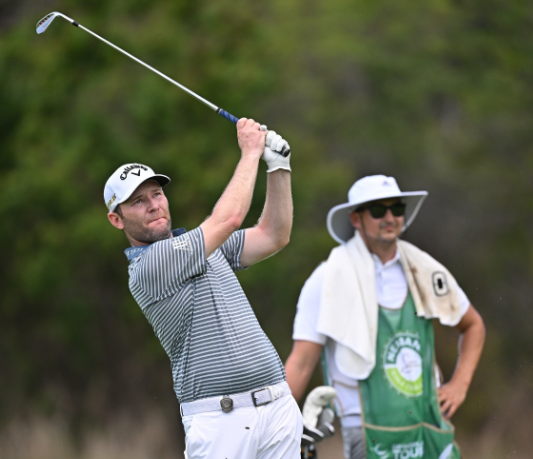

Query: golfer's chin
145,219,172,242
146,227,172,243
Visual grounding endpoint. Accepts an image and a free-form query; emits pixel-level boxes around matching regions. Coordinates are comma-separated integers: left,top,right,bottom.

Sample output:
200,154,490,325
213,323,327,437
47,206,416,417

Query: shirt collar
372,248,401,271
124,227,186,261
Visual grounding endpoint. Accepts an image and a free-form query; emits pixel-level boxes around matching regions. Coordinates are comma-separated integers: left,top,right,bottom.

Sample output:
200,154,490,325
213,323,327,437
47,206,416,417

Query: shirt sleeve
457,285,471,318
133,227,207,301
218,230,246,271
292,263,328,345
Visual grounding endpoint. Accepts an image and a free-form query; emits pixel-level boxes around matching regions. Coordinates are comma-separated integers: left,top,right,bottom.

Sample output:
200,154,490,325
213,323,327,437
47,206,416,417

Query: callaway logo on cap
104,163,170,211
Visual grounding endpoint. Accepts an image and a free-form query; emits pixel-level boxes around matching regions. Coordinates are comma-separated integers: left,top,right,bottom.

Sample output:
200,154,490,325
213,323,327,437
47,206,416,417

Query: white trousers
182,395,303,459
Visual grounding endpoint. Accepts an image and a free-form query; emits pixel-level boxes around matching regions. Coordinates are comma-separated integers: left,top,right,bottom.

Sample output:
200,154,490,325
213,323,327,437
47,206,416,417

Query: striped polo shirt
125,227,286,403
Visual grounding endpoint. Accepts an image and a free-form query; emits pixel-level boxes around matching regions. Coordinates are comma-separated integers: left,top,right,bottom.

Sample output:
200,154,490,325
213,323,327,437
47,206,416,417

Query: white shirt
292,250,470,426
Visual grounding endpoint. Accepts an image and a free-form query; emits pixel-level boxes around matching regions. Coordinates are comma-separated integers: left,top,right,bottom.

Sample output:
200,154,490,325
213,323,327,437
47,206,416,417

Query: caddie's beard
361,219,401,245
122,215,173,244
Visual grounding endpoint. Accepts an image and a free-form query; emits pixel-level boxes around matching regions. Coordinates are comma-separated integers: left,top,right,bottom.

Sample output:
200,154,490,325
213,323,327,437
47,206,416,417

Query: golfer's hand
438,380,468,419
262,130,291,172
237,118,266,161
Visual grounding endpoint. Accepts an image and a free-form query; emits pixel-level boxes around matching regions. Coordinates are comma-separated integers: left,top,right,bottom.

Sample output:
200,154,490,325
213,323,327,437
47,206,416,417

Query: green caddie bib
358,293,460,459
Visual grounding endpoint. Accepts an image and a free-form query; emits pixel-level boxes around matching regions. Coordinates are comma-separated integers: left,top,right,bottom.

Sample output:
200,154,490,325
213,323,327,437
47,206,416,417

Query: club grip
217,108,239,124
217,108,291,157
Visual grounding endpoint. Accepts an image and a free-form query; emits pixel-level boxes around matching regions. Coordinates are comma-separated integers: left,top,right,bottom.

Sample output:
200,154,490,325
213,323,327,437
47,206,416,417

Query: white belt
180,381,291,416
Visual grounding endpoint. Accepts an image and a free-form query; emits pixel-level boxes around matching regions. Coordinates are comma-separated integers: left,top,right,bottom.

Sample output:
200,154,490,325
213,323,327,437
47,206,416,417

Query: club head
36,12,59,34
317,407,335,425
303,424,325,442
317,422,335,438
36,12,75,34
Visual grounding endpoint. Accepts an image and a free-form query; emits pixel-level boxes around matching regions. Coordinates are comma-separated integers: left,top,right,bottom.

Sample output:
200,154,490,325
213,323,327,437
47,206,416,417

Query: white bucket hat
327,175,428,244
104,163,170,211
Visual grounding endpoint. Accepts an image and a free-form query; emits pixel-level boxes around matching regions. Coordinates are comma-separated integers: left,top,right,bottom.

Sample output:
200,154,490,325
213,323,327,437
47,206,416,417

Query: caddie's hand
237,118,266,161
262,130,291,172
438,380,468,419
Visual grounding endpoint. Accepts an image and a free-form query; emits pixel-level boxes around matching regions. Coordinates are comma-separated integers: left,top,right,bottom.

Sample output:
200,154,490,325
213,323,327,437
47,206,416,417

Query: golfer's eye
134,198,142,205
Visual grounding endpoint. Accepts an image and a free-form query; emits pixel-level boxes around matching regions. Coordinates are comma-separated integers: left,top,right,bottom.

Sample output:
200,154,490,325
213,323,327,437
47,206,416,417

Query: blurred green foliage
1,0,533,447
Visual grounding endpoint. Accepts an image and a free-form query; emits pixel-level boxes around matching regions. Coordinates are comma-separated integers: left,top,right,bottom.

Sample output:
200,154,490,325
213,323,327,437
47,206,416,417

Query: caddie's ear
350,210,362,231
107,211,125,230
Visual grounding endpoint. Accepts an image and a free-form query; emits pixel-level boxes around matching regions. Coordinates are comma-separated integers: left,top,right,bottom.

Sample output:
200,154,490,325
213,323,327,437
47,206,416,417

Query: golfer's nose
146,196,159,212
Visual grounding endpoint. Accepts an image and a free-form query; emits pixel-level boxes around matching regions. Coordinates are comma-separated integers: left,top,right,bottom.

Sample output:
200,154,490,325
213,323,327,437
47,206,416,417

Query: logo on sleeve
172,236,191,251
383,332,423,397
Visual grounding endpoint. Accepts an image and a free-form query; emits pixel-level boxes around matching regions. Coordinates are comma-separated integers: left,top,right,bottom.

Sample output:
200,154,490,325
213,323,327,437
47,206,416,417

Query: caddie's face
107,180,172,245
350,198,404,245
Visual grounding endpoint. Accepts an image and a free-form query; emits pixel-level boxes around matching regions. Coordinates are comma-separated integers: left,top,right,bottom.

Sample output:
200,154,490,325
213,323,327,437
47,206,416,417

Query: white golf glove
262,130,291,173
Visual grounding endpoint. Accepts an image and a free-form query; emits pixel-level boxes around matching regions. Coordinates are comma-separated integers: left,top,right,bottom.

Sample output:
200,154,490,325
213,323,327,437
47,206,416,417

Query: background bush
1,0,532,456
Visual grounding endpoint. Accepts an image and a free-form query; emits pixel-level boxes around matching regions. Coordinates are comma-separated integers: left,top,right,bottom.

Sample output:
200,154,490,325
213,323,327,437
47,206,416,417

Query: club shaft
76,23,219,112
43,14,290,156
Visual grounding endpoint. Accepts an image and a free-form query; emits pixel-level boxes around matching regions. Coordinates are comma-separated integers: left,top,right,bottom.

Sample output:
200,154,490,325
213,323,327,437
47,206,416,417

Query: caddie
104,119,302,459
285,175,485,459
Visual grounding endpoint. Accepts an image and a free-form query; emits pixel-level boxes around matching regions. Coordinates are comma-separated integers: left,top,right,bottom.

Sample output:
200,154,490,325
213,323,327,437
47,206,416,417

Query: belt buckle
251,388,271,407
220,395,234,413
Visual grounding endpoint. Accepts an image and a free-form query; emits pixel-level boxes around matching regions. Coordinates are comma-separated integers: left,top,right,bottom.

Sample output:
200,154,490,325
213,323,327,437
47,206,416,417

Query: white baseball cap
104,163,170,211
327,175,428,244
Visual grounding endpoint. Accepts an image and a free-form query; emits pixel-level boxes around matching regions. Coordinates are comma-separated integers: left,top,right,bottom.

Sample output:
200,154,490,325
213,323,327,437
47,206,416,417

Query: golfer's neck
128,237,149,247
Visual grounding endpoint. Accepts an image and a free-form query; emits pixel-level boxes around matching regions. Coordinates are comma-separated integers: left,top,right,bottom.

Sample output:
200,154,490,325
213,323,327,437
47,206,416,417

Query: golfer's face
119,180,172,243
352,198,404,243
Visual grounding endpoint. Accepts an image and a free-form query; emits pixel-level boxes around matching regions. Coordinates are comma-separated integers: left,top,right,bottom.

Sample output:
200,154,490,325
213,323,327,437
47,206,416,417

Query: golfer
104,119,302,459
285,175,485,459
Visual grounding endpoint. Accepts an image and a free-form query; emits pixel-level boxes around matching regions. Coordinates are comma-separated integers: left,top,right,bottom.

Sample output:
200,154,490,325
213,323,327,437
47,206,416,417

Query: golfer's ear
108,212,124,230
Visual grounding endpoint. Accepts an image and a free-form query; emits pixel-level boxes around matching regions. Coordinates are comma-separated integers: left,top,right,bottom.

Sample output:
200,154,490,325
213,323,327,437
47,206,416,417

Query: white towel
317,232,462,380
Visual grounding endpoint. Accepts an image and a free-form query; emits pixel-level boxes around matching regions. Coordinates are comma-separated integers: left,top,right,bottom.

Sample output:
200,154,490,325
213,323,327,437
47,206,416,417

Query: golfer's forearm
211,155,260,227
256,170,293,248
201,155,260,257
451,322,486,389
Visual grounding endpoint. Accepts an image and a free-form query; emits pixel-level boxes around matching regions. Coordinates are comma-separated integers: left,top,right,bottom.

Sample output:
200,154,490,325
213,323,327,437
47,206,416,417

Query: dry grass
0,411,181,459
2,382,532,459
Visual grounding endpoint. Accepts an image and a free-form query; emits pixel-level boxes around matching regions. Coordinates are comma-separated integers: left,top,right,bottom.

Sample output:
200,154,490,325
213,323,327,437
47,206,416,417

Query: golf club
36,12,290,156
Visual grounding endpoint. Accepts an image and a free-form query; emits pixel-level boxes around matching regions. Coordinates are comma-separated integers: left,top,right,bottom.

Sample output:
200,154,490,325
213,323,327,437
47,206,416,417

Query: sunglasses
358,202,406,219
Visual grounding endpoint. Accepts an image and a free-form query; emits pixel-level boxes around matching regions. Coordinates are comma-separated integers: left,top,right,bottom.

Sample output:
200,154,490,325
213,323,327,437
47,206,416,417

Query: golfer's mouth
148,217,167,225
